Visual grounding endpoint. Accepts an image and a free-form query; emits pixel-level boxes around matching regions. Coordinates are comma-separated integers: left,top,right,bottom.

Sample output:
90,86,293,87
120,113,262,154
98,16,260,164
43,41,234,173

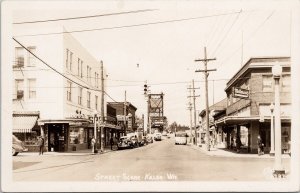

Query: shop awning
13,115,38,133
215,115,291,126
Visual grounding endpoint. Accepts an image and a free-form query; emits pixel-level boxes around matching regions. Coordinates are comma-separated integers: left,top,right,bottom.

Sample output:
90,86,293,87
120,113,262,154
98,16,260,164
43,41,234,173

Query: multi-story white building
12,26,107,152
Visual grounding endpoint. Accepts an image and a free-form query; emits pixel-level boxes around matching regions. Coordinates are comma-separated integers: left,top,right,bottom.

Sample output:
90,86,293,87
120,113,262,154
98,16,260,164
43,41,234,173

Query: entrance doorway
48,124,68,152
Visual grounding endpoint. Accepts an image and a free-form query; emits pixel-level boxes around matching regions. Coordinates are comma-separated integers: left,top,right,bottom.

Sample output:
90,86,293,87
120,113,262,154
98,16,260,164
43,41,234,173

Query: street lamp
272,63,285,177
93,110,98,153
269,103,275,156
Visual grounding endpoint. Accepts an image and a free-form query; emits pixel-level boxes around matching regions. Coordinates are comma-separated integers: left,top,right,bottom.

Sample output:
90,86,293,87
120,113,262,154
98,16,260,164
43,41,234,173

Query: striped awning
13,115,38,133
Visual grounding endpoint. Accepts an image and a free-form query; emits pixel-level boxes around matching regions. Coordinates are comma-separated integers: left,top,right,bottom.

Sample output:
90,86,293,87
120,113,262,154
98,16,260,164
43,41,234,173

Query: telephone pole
124,90,127,136
188,79,200,145
195,47,216,151
100,61,105,152
187,85,193,144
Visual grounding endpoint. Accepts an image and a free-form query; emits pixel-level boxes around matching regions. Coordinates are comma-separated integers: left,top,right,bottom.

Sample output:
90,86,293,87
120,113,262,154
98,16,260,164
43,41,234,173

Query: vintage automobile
175,132,188,145
12,135,28,156
146,135,154,143
154,133,162,141
117,136,133,149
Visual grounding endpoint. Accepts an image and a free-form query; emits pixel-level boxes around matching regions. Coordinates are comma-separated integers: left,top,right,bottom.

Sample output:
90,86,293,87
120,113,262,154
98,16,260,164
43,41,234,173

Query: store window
69,128,86,144
262,75,273,92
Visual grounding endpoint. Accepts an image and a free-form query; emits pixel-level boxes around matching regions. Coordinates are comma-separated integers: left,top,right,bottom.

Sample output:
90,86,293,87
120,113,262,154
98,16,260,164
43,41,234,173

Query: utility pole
124,90,127,136
195,47,216,151
188,79,200,145
187,85,193,144
100,61,105,152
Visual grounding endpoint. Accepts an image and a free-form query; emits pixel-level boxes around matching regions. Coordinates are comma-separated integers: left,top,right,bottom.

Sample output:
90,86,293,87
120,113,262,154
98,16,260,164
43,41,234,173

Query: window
81,61,83,78
87,65,89,82
67,81,72,101
96,73,99,88
27,47,36,67
69,52,73,71
15,47,24,67
282,75,290,91
87,91,91,108
78,87,83,105
262,75,273,92
77,58,80,76
95,95,98,110
15,79,24,99
28,79,36,99
89,67,92,83
66,49,69,69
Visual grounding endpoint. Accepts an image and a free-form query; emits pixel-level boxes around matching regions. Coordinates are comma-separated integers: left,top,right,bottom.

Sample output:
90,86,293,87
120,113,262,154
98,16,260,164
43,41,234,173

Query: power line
218,10,275,67
13,9,157,24
211,10,242,56
15,11,242,37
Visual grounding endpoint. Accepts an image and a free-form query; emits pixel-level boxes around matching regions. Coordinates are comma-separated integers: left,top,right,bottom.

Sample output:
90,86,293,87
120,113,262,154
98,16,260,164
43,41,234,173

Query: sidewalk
188,143,291,159
21,147,114,156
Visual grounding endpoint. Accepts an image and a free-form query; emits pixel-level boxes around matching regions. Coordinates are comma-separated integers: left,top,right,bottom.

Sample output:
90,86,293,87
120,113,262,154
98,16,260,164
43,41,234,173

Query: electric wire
15,11,242,37
13,9,158,24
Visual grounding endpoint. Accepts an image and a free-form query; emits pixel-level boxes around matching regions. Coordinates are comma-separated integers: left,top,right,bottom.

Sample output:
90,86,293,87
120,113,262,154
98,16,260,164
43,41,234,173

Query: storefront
38,118,91,152
13,112,41,152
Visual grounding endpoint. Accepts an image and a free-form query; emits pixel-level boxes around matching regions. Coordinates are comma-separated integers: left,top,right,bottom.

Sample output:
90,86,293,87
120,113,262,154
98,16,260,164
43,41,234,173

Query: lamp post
272,63,285,177
93,110,98,153
269,103,275,156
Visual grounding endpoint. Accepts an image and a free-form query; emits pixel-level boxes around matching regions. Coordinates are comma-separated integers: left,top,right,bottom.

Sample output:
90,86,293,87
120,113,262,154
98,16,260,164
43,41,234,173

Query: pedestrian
91,137,96,154
257,135,264,156
110,136,114,150
37,136,44,155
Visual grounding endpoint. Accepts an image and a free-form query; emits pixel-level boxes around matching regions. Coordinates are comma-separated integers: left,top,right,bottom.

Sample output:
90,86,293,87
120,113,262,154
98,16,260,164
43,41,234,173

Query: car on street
154,133,162,141
12,135,28,156
117,136,133,149
146,135,153,143
175,132,188,145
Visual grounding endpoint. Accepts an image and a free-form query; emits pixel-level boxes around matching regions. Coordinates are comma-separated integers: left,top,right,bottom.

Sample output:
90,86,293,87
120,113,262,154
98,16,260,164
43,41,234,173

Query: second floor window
87,91,91,108
81,61,83,78
28,79,36,99
95,95,98,110
66,49,69,69
282,74,290,91
87,65,89,82
69,52,73,71
67,81,72,101
262,75,273,92
78,87,83,105
15,79,24,99
15,47,24,67
27,47,36,67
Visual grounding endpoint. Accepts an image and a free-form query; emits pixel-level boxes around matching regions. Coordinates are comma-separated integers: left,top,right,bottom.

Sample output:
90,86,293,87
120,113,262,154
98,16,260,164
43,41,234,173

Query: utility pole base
273,170,285,178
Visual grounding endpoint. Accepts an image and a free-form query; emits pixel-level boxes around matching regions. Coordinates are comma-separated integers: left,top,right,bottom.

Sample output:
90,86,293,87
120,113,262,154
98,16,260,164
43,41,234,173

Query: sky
9,0,293,126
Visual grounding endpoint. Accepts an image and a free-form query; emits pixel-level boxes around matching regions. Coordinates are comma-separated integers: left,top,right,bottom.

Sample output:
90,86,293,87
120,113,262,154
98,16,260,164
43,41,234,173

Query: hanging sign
233,87,249,99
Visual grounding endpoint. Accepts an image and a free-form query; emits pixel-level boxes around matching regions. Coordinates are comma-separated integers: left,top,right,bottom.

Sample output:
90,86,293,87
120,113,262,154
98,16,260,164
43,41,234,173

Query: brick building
214,57,291,154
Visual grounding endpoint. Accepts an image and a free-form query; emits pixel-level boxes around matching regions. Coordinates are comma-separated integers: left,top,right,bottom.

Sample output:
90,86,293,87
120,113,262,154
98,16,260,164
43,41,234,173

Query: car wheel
12,148,18,156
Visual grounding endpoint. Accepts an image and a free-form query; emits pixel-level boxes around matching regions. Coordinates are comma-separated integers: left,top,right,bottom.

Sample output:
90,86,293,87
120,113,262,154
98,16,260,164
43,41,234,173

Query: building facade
12,26,107,152
214,57,291,154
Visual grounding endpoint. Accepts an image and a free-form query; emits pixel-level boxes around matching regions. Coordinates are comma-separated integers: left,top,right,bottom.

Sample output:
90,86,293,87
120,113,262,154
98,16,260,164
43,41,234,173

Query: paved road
13,137,290,181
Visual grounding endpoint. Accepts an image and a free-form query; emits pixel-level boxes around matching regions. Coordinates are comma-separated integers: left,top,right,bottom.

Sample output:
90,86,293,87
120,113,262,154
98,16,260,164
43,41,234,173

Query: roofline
107,102,137,110
225,56,290,92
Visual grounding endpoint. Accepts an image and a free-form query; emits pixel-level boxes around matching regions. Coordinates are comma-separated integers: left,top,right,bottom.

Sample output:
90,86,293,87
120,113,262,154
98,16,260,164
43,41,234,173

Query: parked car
154,133,162,141
12,135,28,156
146,135,153,143
129,136,139,148
117,136,132,149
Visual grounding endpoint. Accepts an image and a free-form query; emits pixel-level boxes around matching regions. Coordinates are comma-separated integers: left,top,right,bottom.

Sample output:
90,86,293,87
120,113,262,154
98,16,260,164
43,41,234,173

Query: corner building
214,57,291,154
12,26,107,152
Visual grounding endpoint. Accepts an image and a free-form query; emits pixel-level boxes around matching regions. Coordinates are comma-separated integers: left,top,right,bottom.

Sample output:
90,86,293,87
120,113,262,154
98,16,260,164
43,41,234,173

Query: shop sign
233,87,249,99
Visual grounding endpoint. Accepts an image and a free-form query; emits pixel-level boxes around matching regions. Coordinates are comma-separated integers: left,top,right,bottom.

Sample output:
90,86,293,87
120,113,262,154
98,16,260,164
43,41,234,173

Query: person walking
91,137,96,154
37,136,44,155
110,136,114,150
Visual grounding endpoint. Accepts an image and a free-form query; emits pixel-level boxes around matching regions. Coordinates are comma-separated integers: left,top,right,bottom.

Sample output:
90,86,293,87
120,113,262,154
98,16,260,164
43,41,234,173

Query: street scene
1,0,300,192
